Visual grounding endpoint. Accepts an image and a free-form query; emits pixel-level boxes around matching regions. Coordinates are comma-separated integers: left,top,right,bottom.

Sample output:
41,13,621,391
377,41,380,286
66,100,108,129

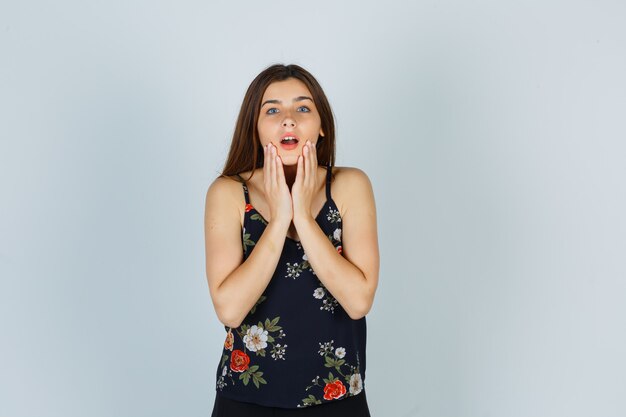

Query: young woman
204,63,379,416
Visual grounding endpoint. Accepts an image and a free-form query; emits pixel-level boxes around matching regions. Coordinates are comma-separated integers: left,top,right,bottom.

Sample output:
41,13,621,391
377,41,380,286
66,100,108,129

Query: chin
277,153,300,165
280,160,299,166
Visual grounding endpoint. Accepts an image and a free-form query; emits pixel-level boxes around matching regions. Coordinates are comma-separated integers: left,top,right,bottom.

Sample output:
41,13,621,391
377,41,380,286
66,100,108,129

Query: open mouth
280,136,299,145
279,136,299,150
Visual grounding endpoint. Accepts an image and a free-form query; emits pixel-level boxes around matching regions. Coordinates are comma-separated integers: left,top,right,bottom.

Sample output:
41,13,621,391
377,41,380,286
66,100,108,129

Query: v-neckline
246,198,338,244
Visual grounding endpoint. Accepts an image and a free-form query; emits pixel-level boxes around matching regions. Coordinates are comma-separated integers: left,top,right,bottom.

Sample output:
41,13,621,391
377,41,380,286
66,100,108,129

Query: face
257,77,325,165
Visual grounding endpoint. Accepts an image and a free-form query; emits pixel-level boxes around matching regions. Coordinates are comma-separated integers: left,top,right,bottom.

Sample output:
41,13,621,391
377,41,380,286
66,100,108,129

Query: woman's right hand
264,142,293,226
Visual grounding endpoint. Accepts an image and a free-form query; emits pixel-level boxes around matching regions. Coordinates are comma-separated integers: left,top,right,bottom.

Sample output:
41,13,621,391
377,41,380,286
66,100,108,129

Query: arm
294,168,380,320
204,177,291,329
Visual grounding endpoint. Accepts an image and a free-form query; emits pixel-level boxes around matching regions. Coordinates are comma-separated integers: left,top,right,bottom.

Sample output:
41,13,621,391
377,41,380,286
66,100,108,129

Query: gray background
1,1,625,416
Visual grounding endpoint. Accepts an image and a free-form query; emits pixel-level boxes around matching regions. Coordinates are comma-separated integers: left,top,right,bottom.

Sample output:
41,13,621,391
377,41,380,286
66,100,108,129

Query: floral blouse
214,165,367,409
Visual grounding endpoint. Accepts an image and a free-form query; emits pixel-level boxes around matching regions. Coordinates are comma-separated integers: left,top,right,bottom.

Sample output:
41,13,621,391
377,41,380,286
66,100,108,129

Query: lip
280,132,300,141
279,140,299,151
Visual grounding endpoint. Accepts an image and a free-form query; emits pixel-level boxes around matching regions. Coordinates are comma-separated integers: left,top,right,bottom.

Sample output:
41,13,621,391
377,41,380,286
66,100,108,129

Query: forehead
261,78,312,100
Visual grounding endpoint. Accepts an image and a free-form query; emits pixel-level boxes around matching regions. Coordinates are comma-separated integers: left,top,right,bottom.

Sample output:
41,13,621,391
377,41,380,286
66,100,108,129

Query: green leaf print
238,366,267,388
324,356,335,367
302,395,322,406
265,316,282,332
240,372,250,386
324,356,347,368
250,213,267,225
242,231,256,252
322,371,337,384
249,295,266,315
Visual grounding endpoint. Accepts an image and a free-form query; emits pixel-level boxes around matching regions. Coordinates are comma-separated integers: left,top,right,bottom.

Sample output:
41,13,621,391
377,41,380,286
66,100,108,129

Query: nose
282,113,296,128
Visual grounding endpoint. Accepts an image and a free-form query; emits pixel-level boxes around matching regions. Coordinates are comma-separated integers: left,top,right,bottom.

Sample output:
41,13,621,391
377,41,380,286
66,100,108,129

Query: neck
281,164,298,189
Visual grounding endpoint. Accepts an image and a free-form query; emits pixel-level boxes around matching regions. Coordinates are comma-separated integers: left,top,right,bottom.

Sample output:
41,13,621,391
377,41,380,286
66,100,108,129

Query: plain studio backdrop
1,1,625,416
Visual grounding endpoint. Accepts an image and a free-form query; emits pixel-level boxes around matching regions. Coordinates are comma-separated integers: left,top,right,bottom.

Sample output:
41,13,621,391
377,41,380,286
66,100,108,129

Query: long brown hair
219,63,336,182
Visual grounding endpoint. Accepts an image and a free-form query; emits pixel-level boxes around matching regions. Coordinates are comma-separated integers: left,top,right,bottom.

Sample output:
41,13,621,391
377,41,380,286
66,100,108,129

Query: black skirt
211,390,372,417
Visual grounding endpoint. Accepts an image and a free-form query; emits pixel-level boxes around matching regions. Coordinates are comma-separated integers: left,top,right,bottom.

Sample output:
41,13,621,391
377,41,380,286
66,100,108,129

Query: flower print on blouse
214,165,367,409
216,316,287,390
298,339,364,407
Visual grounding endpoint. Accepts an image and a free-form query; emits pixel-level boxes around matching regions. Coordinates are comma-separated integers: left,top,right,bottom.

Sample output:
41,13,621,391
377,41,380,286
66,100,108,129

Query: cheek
305,115,322,131
257,119,273,137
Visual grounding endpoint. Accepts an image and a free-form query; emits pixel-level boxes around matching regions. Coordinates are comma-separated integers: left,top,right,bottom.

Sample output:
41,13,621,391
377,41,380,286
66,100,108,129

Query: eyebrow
261,96,313,107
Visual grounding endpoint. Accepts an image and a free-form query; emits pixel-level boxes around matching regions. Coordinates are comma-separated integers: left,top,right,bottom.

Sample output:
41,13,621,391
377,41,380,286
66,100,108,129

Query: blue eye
265,106,311,115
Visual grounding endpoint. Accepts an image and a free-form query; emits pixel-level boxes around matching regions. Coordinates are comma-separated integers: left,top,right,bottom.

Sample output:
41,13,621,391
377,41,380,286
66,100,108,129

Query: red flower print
224,329,234,351
245,203,253,213
230,349,250,372
336,245,342,254
323,380,346,400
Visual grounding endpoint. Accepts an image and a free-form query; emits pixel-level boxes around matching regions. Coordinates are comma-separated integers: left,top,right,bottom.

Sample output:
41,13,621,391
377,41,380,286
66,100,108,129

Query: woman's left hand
291,140,319,222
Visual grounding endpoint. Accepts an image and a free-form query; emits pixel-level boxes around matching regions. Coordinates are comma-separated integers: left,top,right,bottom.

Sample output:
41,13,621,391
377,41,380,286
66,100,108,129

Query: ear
319,128,325,137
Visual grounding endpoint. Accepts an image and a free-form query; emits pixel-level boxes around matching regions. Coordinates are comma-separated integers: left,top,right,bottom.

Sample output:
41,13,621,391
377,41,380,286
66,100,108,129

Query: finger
264,143,270,192
266,144,275,217
296,154,303,188
268,143,272,190
311,142,319,189
301,142,307,187
311,140,318,168
276,149,285,188
271,143,278,190
305,141,313,189
311,141,317,181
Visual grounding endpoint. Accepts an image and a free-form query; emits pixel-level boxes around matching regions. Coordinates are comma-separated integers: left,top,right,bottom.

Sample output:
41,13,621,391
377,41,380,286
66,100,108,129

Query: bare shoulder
331,165,373,187
205,175,240,205
205,175,245,226
330,166,376,217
